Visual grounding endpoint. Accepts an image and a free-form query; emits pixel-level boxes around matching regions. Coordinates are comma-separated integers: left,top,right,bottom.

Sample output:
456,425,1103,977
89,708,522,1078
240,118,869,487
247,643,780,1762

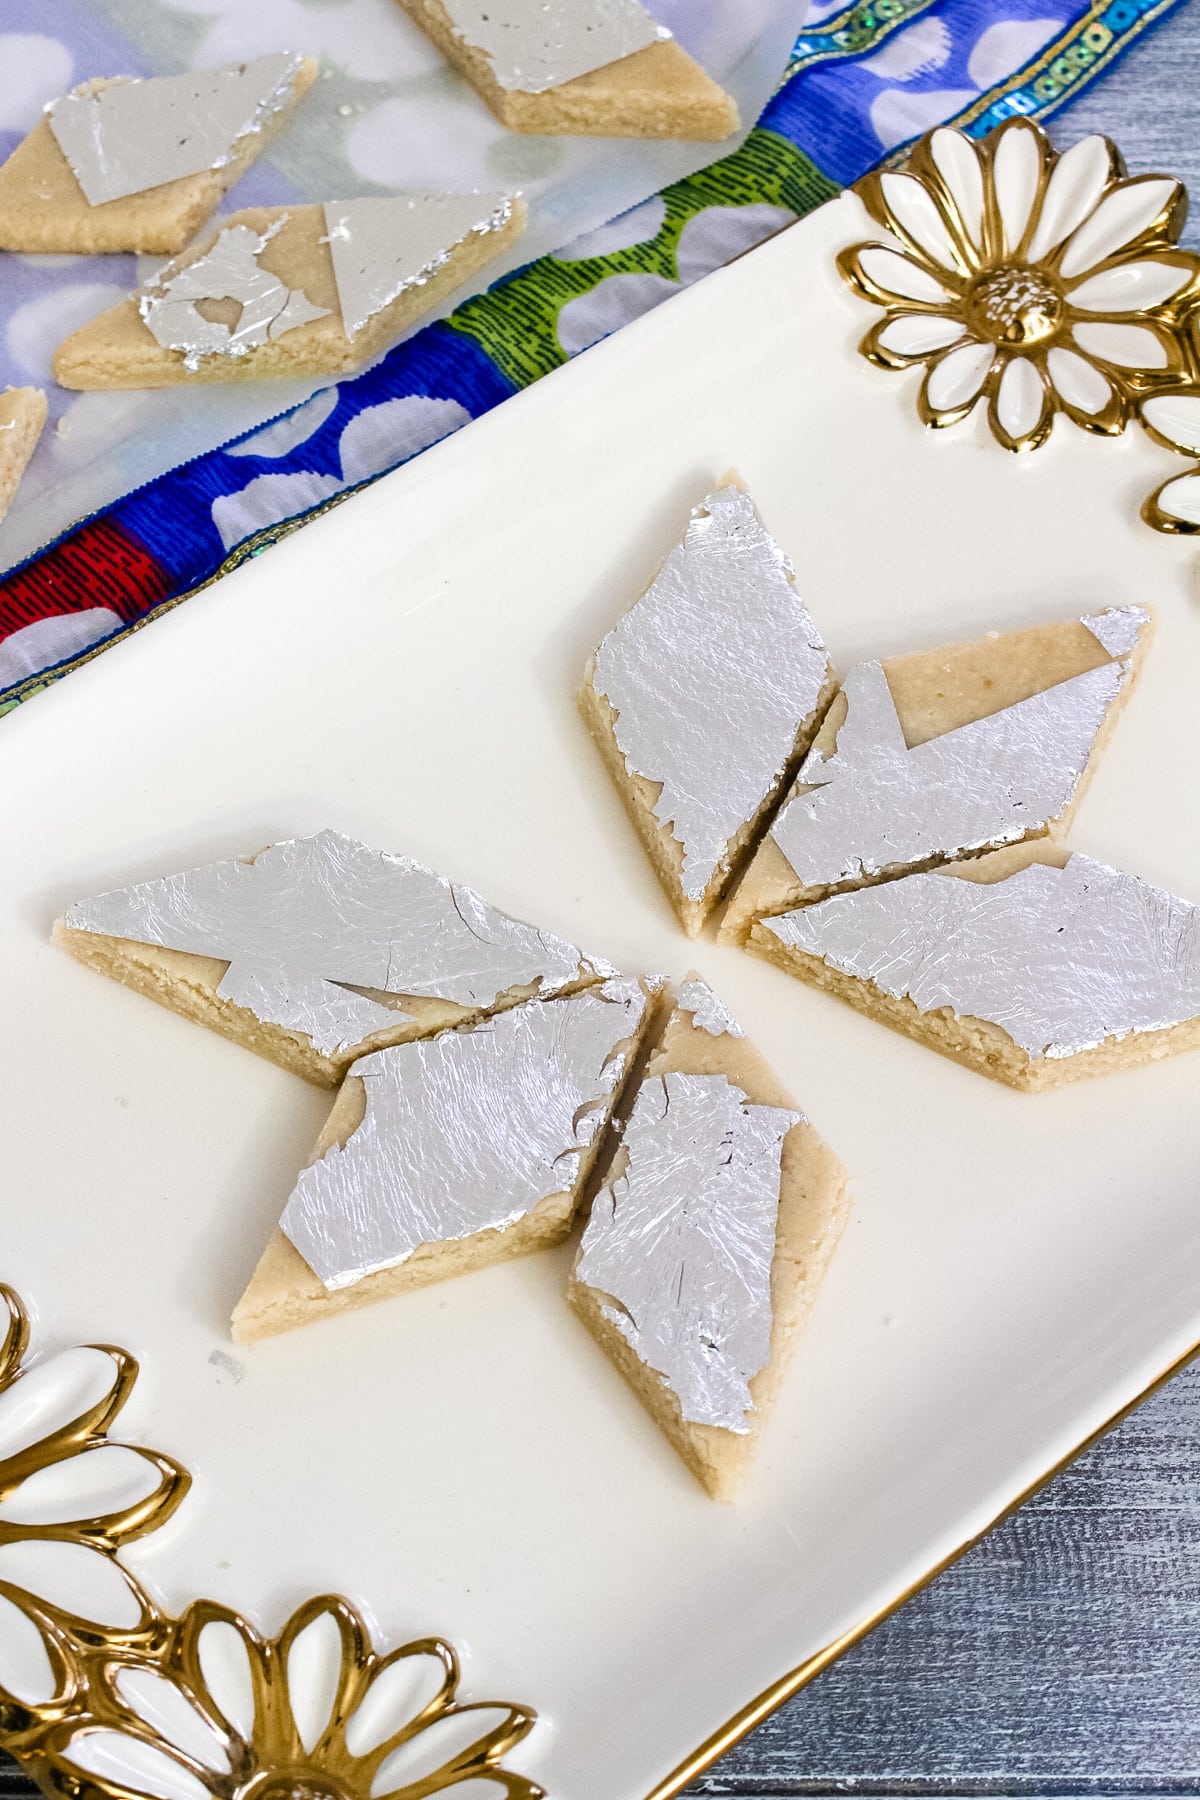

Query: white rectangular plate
3,189,1199,1800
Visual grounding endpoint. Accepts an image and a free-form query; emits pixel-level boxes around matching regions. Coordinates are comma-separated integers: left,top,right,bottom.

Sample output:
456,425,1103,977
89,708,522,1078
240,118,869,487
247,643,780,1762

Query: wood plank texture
3,5,1199,1798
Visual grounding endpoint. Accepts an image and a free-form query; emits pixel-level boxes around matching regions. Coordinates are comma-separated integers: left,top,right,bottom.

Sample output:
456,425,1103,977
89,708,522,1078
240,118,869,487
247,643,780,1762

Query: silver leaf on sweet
323,194,515,339
592,486,832,902
762,854,1200,1060
577,1070,799,1432
139,220,329,369
1082,604,1151,657
281,976,650,1288
64,830,614,1055
438,0,667,94
48,55,306,207
771,651,1131,892
675,978,745,1038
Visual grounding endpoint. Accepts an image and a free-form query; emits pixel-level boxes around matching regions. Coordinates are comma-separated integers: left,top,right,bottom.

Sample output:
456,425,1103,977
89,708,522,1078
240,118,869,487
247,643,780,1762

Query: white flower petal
878,313,966,356
1059,176,1180,279
992,124,1043,254
286,1609,345,1754
115,1668,231,1775
1068,259,1190,312
63,1729,210,1800
0,1348,119,1463
1027,135,1113,263
996,356,1046,440
1141,393,1200,453
926,339,995,411
0,1539,141,1628
345,1650,448,1757
196,1619,256,1742
1046,347,1112,415
0,1592,58,1705
370,1708,514,1798
1072,320,1168,369
856,246,954,304
930,128,984,249
878,171,961,271
0,1444,161,1528
1152,471,1200,526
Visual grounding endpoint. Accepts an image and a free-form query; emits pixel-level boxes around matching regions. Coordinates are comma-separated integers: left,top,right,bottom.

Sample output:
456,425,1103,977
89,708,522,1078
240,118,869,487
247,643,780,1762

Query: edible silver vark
48,55,305,207
761,854,1200,1060
440,0,667,93
1082,604,1150,658
140,220,329,369
281,977,649,1288
770,655,1129,892
324,194,514,339
576,1071,798,1432
592,486,832,901
65,829,614,1055
218,959,398,1058
675,978,744,1037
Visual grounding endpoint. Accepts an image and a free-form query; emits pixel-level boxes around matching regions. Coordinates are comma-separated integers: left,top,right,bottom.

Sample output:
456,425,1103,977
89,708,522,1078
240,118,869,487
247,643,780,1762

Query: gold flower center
965,264,1062,346
250,1776,350,1800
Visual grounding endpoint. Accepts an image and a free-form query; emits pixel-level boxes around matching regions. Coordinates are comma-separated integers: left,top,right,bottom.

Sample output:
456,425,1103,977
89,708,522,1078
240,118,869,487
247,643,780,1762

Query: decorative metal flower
1140,389,1200,532
0,1283,187,1720
1,1281,544,1799
838,119,1200,453
44,1596,543,1800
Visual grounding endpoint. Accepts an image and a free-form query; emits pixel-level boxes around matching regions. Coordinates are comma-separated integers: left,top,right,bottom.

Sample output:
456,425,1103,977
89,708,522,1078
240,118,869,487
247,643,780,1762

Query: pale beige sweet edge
721,609,1157,944
0,387,47,524
746,841,1200,1092
581,477,839,938
395,0,737,139
568,986,851,1501
231,979,665,1343
52,921,607,1088
51,195,528,390
0,62,318,255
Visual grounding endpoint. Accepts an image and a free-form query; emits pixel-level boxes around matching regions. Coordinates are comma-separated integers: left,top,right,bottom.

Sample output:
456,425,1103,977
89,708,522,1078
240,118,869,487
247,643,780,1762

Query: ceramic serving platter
3,154,1200,1800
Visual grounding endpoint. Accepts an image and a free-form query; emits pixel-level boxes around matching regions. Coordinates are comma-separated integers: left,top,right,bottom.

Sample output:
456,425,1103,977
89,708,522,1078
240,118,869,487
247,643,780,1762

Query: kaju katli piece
396,0,738,140
0,388,47,525
722,605,1154,942
0,56,317,255
55,830,614,1086
232,975,662,1342
52,192,526,388
570,976,850,1500
751,844,1200,1091
580,479,837,938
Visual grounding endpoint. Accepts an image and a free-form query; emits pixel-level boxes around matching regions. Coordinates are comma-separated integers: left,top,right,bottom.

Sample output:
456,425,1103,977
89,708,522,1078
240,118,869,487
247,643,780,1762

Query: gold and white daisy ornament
1140,389,1200,532
838,118,1200,454
42,1596,542,1800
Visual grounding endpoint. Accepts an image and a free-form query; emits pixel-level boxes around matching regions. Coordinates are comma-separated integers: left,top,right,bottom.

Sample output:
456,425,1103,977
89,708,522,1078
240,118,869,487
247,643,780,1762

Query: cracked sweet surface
569,980,850,1501
0,64,317,255
395,0,738,138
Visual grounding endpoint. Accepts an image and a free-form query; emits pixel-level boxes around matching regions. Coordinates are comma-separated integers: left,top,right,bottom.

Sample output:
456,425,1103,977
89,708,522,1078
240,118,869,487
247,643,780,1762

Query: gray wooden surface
3,6,1199,1798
